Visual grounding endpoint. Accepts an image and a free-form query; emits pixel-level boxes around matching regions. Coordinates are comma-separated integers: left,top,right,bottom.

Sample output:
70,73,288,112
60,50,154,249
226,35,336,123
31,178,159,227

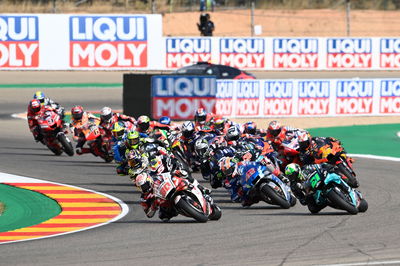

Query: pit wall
151,76,400,119
2,14,400,70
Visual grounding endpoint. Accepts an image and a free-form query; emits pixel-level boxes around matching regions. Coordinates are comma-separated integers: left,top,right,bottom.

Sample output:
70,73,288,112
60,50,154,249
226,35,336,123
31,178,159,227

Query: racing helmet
268,120,282,137
135,172,153,193
159,116,171,125
285,163,305,182
111,121,126,139
219,157,237,177
126,130,140,149
194,138,209,157
181,121,195,138
244,121,257,135
137,115,151,132
71,105,84,121
149,155,164,173
213,116,225,131
33,91,45,104
226,125,240,141
30,99,42,113
298,131,312,151
100,107,113,123
194,108,207,124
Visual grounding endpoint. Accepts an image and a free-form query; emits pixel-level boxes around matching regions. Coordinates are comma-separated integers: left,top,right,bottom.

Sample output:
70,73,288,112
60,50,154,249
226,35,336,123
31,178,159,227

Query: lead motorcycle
150,171,221,222
238,161,296,209
37,108,74,156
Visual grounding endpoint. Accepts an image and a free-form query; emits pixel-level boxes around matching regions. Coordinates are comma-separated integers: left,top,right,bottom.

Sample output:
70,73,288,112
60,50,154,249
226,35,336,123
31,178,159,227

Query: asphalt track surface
1,71,400,266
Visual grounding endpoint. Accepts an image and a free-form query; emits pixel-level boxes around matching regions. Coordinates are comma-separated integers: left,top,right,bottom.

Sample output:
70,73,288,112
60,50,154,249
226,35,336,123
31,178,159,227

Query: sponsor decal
166,38,211,68
219,38,265,69
236,80,261,116
380,80,400,113
263,81,293,116
273,38,318,69
380,38,400,68
0,16,39,68
215,81,234,116
298,81,330,115
327,38,372,69
151,76,216,119
69,16,147,68
336,80,374,114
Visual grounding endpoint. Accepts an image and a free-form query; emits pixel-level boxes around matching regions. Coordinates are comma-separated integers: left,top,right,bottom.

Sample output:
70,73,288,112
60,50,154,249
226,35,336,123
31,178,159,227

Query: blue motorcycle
308,171,368,215
238,162,296,209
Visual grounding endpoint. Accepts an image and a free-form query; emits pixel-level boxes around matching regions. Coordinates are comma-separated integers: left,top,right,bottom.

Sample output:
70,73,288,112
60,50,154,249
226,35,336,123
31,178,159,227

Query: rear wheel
327,188,358,215
58,133,74,156
176,196,208,223
260,184,291,209
337,163,359,188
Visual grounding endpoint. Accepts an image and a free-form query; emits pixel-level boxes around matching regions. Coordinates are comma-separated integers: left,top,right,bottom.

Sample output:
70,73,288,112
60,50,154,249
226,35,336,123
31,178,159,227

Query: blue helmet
33,91,45,104
159,116,171,125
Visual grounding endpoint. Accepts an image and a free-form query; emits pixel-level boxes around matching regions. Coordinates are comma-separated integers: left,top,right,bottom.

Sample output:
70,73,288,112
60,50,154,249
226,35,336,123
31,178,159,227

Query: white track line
349,154,400,162
0,172,129,244
319,260,400,266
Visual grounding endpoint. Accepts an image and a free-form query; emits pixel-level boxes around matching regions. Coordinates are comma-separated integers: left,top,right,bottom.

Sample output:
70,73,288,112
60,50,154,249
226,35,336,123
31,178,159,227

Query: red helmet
268,120,282,137
30,99,42,113
71,105,84,120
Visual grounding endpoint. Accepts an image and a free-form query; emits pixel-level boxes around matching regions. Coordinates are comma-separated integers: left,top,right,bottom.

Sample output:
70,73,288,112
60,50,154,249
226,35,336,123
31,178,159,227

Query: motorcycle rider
70,105,100,155
194,108,215,130
27,99,46,143
284,163,336,213
265,120,307,151
33,91,65,119
100,107,136,132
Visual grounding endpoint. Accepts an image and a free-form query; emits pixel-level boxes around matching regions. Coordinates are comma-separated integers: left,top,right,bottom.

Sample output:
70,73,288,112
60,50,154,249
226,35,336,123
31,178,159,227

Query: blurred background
2,0,399,37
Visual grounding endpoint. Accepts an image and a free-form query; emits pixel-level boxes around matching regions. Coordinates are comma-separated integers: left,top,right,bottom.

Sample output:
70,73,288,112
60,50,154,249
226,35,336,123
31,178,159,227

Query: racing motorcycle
81,122,113,162
316,138,359,188
238,162,296,209
37,108,74,156
306,170,367,215
151,171,221,222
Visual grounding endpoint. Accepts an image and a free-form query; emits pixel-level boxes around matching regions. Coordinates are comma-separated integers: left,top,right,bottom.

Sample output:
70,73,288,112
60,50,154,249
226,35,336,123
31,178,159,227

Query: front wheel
176,197,208,223
58,133,74,156
208,204,222,221
260,184,291,209
327,189,358,215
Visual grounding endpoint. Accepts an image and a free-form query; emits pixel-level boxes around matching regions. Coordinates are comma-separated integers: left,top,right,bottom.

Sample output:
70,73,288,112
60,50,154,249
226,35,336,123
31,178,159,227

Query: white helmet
181,121,195,138
101,107,113,122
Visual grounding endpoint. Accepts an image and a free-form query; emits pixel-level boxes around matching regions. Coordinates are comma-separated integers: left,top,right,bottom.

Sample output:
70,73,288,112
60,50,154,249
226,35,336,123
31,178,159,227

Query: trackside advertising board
0,14,162,70
1,15,400,70
151,77,400,119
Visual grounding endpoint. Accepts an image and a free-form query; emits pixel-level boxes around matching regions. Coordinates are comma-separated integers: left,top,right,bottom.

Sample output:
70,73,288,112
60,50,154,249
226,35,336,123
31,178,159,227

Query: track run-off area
0,71,399,266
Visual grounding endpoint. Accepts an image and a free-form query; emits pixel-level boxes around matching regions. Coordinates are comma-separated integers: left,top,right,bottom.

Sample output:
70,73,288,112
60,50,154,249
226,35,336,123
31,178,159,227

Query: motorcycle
151,171,221,222
37,109,74,156
307,170,367,215
238,162,296,209
316,138,359,188
81,122,113,162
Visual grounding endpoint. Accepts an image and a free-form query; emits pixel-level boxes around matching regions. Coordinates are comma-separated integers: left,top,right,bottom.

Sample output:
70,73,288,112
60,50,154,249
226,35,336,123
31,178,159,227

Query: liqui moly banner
298,81,330,115
219,38,265,69
273,38,319,69
263,81,294,116
336,80,374,114
326,38,372,69
380,38,400,68
151,75,217,119
380,80,400,114
215,80,235,117
69,15,148,68
166,38,212,68
0,15,39,68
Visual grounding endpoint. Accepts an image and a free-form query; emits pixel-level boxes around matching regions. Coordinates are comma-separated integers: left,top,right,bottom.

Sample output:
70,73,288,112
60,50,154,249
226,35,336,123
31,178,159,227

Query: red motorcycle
81,122,114,162
146,171,221,223
37,109,74,156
